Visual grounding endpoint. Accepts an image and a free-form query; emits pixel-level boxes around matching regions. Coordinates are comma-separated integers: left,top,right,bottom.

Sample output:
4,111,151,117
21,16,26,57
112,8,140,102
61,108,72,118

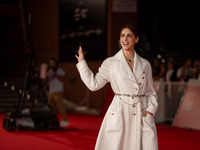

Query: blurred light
27,94,30,100
157,54,161,59
11,85,15,91
161,59,165,63
19,89,22,94
4,82,8,87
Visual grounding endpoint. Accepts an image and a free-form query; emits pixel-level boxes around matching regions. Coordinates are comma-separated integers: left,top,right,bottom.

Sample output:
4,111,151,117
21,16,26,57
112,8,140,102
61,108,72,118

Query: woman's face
120,28,138,52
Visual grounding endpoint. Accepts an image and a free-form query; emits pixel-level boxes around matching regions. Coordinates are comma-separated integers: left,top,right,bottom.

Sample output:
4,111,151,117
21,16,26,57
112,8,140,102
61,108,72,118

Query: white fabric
76,49,158,150
48,68,65,94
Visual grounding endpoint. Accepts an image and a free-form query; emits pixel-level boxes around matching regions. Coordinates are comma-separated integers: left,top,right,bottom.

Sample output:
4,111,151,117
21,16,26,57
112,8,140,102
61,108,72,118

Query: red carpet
0,113,101,150
157,125,200,149
0,113,200,150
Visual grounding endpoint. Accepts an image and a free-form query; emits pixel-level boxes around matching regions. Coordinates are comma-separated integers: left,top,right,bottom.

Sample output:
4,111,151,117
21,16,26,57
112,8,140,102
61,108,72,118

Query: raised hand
75,46,85,62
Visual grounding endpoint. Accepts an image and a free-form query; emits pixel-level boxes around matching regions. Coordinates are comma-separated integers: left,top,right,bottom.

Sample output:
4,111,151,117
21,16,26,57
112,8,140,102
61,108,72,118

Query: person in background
157,62,166,81
75,24,158,150
166,58,178,82
47,57,69,127
191,59,200,79
152,58,161,81
177,58,193,82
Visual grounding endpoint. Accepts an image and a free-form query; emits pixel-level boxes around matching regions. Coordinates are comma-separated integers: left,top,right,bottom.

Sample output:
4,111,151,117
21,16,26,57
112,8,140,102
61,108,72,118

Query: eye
127,34,133,38
120,34,125,38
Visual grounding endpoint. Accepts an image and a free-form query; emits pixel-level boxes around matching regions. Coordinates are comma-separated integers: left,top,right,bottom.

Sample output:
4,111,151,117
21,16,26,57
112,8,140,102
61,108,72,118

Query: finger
75,55,79,59
78,46,82,54
79,46,82,51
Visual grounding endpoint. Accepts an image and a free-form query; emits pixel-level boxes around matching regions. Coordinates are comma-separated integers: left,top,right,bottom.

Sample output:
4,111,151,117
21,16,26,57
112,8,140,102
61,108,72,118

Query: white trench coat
76,49,158,150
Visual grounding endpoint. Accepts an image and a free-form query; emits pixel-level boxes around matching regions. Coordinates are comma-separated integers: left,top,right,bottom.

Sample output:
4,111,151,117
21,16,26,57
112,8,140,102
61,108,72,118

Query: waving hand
75,46,85,62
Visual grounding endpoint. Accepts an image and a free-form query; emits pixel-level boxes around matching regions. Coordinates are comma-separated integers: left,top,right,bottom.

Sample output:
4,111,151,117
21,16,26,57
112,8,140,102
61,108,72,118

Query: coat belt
114,93,145,99
114,93,145,106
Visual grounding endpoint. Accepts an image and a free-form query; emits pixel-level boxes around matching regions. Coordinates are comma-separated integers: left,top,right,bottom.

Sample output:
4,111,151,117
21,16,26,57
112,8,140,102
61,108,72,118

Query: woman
75,25,158,150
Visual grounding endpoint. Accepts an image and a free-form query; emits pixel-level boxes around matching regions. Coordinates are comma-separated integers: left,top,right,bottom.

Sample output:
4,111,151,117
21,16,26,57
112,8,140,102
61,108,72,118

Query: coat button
112,113,114,115
142,77,144,79
132,104,135,107
132,113,136,116
139,83,141,85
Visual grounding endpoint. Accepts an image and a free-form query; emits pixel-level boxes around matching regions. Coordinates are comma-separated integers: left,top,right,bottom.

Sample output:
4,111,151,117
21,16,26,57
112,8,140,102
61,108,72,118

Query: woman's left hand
142,111,153,117
145,111,153,116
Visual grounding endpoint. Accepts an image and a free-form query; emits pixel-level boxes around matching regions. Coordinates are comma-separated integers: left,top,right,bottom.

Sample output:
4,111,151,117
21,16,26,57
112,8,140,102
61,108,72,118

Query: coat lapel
114,49,146,83
133,51,146,80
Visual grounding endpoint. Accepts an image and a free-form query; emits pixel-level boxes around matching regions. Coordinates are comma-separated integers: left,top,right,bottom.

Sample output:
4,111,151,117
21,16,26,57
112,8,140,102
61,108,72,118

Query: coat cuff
146,105,157,117
76,60,88,71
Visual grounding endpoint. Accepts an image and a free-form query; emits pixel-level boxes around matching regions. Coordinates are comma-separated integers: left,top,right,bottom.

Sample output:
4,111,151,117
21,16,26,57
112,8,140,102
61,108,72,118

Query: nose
124,36,128,41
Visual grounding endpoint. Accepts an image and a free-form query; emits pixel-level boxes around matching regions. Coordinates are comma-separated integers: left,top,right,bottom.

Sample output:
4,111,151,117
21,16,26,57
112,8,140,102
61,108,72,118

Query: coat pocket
106,111,123,132
142,114,155,133
142,115,158,150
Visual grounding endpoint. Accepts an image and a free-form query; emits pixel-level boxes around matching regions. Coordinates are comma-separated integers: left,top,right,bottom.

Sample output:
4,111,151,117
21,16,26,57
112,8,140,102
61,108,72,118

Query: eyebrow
121,32,133,35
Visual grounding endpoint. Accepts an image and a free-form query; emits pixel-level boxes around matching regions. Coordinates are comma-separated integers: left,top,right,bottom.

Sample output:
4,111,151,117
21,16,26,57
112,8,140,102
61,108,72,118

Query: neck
123,49,135,60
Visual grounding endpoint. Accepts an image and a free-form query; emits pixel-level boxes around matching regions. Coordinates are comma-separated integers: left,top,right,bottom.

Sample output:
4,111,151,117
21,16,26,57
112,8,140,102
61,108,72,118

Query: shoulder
98,57,116,72
102,57,115,65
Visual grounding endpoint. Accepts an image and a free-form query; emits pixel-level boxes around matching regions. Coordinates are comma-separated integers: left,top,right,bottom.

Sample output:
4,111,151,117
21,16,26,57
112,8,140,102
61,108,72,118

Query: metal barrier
154,80,187,123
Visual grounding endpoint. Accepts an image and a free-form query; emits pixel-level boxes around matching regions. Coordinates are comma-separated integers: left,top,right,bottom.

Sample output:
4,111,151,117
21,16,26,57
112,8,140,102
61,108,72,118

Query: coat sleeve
145,62,158,116
76,58,110,91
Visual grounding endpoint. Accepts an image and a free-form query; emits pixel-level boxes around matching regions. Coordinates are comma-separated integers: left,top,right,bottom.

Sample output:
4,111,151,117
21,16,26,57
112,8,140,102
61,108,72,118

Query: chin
122,47,131,51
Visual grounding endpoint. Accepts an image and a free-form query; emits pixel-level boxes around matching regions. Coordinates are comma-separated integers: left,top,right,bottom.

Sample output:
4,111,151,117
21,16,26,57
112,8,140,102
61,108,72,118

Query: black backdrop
138,0,200,63
59,0,107,62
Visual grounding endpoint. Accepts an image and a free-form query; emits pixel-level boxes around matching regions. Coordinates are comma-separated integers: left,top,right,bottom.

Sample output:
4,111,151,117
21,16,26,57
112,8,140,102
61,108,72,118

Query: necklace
127,58,134,63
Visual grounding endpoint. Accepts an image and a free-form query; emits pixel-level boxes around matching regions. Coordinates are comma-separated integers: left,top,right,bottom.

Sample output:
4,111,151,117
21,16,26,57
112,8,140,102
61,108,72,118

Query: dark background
138,0,200,65
59,0,107,62
0,0,200,75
